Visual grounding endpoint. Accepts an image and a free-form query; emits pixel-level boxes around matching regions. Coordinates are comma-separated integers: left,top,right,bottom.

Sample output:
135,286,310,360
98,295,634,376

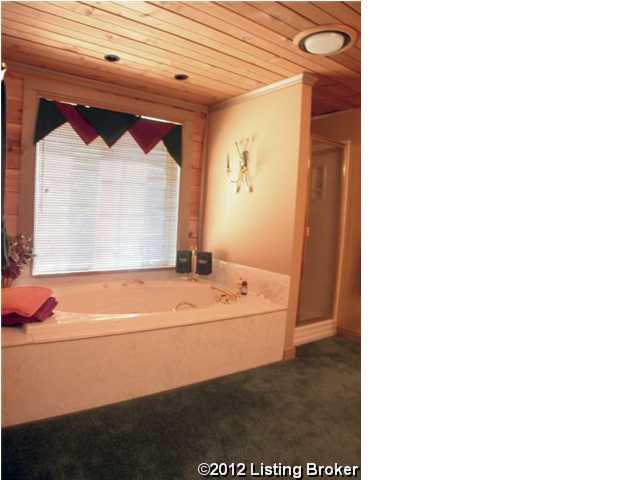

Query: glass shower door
297,140,344,325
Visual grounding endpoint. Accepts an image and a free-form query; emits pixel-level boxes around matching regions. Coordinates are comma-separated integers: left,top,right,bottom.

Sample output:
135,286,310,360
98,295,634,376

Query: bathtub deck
2,294,284,347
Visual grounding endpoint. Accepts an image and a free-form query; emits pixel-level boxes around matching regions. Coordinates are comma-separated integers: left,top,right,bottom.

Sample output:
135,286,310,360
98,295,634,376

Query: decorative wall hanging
33,99,182,166
226,137,253,193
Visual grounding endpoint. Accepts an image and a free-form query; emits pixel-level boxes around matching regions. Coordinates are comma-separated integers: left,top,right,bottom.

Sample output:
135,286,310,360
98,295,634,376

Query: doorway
296,137,348,326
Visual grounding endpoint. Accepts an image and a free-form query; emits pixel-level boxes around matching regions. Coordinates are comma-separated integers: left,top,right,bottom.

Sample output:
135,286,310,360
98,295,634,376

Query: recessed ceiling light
293,25,358,56
174,73,189,81
303,31,348,54
104,54,120,62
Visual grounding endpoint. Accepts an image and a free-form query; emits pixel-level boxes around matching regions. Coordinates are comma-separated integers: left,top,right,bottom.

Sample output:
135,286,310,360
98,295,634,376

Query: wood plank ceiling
0,2,361,116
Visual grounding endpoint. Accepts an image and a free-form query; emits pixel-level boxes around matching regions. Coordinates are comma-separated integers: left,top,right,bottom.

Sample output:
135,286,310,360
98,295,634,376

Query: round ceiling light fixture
293,24,358,56
174,73,189,81
104,54,120,62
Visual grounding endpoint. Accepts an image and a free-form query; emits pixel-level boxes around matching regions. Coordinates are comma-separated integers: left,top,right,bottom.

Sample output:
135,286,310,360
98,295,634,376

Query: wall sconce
226,137,253,193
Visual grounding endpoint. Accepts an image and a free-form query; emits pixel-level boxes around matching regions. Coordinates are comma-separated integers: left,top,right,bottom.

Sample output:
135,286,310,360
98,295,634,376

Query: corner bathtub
2,275,288,426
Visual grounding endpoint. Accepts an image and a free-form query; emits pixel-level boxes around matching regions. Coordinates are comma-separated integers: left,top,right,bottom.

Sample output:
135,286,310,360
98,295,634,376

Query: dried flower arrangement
2,234,33,287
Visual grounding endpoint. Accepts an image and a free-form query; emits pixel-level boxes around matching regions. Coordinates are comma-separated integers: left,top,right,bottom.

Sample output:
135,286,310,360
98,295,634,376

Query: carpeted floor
1,337,360,479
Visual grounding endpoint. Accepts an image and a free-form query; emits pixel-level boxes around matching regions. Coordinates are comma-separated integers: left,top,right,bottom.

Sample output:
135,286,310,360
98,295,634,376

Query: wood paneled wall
4,70,23,236
2,70,206,248
189,114,206,248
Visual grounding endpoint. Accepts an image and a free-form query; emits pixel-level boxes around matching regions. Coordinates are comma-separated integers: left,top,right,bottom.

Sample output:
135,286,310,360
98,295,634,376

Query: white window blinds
33,122,180,275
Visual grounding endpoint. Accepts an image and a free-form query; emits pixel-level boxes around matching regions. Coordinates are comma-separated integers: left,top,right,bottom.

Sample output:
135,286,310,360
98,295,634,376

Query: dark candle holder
176,250,192,273
196,252,212,275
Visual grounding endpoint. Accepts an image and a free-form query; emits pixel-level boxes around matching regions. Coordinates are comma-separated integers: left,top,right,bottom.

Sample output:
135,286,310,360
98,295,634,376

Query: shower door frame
295,134,352,327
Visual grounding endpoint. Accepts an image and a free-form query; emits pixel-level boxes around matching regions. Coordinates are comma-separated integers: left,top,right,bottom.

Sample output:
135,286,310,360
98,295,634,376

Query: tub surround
12,265,179,289
211,259,290,306
11,259,289,303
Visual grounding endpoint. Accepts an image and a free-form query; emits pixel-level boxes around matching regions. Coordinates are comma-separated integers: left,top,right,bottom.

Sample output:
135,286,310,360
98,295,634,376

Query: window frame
33,123,182,276
19,75,197,277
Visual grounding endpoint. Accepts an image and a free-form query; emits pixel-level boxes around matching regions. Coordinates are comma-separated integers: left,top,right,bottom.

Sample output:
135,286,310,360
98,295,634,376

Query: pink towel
2,297,58,326
2,286,54,317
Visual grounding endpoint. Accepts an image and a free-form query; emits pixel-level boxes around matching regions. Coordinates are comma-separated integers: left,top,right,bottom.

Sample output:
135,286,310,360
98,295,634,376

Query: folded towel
2,297,58,326
1,286,54,317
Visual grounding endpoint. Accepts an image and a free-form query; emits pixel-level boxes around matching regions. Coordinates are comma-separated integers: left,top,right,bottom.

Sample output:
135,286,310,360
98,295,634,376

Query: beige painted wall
201,84,307,275
311,108,361,338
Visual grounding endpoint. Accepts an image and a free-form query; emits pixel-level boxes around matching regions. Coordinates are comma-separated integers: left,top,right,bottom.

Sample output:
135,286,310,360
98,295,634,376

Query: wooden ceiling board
312,2,360,33
5,50,214,105
216,1,361,73
8,2,284,87
92,2,300,75
0,1,361,115
2,5,265,91
190,2,360,90
281,2,338,26
1,22,247,97
344,2,361,14
2,33,233,100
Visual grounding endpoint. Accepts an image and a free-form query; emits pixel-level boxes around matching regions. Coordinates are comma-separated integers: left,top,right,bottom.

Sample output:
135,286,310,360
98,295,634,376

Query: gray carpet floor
1,337,360,479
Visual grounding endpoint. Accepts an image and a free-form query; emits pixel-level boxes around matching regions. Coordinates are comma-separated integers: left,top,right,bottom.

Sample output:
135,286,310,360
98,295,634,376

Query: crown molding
208,73,319,113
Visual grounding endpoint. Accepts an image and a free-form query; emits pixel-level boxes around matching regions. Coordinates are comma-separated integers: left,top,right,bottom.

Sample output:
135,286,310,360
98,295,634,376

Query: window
33,122,180,275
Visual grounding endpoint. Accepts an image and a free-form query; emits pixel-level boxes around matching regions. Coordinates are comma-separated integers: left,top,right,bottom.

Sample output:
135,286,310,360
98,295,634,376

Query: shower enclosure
297,137,348,326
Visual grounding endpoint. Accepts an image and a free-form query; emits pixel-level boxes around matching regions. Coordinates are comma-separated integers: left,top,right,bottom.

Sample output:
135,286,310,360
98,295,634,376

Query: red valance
34,99,182,166
129,118,175,154
55,102,99,145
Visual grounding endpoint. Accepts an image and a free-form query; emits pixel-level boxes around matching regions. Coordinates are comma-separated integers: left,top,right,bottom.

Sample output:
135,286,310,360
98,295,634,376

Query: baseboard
283,346,296,361
293,318,337,346
337,327,360,344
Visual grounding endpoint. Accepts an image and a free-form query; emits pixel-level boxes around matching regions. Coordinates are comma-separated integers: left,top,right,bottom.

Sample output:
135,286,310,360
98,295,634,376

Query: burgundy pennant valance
129,118,175,154
34,99,183,166
55,102,99,145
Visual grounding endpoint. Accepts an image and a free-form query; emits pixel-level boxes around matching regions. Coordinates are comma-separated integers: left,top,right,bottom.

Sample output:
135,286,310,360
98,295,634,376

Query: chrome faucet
191,246,198,274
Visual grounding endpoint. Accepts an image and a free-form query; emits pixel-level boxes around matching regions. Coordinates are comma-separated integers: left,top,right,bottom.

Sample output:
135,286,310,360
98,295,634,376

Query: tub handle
172,301,197,311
